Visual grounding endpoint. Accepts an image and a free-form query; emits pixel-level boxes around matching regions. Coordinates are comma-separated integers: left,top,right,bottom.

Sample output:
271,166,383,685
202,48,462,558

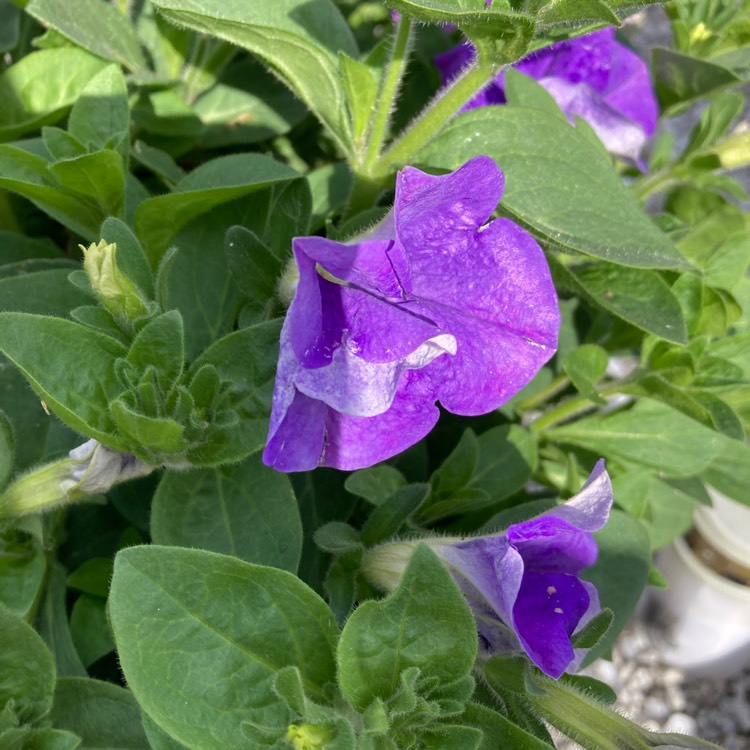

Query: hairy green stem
516,373,571,412
530,383,623,433
361,15,413,174
376,59,494,176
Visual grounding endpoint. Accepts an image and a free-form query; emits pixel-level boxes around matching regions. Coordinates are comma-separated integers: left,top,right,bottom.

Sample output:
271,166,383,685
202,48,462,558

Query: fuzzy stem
515,373,571,412
361,15,413,174
376,59,494,177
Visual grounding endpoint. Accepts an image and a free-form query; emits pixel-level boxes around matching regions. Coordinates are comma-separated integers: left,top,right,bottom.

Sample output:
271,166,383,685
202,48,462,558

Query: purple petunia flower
435,27,658,164
262,156,559,472
363,460,613,678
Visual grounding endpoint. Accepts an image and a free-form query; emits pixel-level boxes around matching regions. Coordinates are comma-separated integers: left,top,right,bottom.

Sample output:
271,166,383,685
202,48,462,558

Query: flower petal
512,571,591,678
321,370,441,469
507,516,598,574
538,77,649,162
409,217,559,414
262,388,327,472
395,156,505,254
437,535,523,629
548,459,612,532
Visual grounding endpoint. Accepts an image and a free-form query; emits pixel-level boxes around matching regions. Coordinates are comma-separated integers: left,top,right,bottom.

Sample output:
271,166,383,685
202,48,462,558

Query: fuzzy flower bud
82,240,149,321
0,439,153,519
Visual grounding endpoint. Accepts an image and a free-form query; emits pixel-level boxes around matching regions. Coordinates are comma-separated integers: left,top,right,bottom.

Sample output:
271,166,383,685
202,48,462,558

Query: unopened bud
82,240,149,321
0,439,153,519
284,723,332,750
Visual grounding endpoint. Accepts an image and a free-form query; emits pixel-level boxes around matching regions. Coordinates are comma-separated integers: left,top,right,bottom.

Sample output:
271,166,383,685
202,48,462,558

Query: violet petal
512,570,591,678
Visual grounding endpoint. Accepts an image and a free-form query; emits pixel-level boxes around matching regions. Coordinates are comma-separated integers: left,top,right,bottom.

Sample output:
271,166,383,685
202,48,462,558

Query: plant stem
530,383,622,433
375,56,496,177
516,373,571,412
361,15,413,174
631,168,680,202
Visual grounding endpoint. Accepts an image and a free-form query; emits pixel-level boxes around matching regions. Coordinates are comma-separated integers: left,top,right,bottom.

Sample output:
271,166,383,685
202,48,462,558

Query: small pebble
644,696,670,722
664,712,698,736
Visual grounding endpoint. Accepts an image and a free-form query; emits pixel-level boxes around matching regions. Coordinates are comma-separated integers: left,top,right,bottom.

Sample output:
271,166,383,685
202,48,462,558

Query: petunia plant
0,0,747,748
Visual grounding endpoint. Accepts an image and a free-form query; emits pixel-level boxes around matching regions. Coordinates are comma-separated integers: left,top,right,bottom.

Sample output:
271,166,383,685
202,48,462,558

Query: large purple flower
435,27,658,164
262,157,559,472
434,460,612,677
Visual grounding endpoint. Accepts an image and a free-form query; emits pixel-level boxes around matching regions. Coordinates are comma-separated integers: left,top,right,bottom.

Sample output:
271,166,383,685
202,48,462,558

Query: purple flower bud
435,28,658,164
362,461,613,678
263,156,559,472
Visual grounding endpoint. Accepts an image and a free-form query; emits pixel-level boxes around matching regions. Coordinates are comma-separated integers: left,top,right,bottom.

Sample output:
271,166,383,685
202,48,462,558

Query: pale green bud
0,439,153,519
82,240,149,321
361,538,455,594
277,256,300,308
284,723,332,750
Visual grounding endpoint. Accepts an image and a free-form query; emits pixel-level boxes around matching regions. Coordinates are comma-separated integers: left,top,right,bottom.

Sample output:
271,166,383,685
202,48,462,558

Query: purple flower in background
435,27,658,164
263,156,559,472
434,460,612,677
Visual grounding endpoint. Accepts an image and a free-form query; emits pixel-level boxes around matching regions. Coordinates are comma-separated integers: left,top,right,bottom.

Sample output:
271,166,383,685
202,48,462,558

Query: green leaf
550,256,688,344
150,0,357,150
0,605,55,724
0,48,107,142
653,46,743,111
184,320,281,465
35,561,87,678
548,399,726,477
430,429,479,497
128,311,184,393
360,483,430,546
570,608,614,650
224,225,279,305
0,145,103,239
0,410,12,491
338,545,477,711
67,64,130,159
134,153,298,267
563,344,608,405
503,68,566,119
420,107,689,270
0,0,20,54
141,713,189,750
420,425,536,522
26,0,147,72
0,231,62,266
0,362,63,473
157,203,242,361
0,313,128,448
535,0,618,28
110,399,185,455
385,0,534,62
0,727,82,749
130,141,185,189
48,149,126,216
344,465,407,507
701,436,750,508
43,127,87,161
307,161,352,230
0,546,46,619
339,52,379,147
69,596,115,668
50,678,149,749
581,511,651,664
192,58,307,148
462,701,554,750
151,455,302,572
109,545,338,750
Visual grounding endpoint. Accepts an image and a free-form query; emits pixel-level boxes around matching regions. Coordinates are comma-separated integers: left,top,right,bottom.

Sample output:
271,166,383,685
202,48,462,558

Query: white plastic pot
652,487,750,678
